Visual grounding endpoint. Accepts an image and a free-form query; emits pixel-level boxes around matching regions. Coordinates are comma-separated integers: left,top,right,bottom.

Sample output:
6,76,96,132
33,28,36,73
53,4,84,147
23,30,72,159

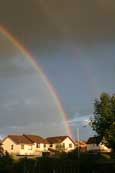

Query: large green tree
90,92,115,150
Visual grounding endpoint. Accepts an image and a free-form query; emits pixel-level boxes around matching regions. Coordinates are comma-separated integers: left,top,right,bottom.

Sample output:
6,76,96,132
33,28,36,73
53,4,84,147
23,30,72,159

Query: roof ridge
23,134,34,143
4,134,33,144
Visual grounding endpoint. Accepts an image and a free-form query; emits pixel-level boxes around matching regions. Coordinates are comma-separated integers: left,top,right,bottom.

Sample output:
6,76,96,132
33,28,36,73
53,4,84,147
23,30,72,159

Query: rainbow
0,26,73,138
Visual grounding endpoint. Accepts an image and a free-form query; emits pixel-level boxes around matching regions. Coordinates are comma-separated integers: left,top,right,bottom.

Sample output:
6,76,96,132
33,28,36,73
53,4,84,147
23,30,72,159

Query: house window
44,144,46,148
69,143,72,148
62,143,65,149
11,145,14,150
21,144,24,149
36,144,40,148
28,146,32,150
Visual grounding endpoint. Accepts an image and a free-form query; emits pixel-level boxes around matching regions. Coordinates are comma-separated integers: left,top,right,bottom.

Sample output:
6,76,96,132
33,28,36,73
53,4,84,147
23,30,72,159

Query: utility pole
77,125,87,173
77,127,80,160
77,128,80,173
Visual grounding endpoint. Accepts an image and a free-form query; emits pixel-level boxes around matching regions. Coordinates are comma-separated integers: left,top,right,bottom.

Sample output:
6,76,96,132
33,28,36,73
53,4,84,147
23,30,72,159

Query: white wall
99,143,111,152
32,143,49,154
87,143,112,152
2,138,20,154
19,144,34,155
49,137,75,152
87,144,99,151
61,137,75,152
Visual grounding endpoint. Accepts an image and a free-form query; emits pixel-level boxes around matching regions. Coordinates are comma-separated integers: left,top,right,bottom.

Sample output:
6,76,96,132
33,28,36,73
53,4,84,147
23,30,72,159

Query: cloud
68,113,95,140
3,100,19,110
0,119,68,139
23,98,33,105
67,113,92,126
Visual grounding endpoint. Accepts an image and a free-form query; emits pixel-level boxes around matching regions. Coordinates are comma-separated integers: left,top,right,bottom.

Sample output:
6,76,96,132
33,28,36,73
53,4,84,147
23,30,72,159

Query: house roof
46,136,75,144
4,135,33,145
87,136,101,144
23,134,48,144
75,140,87,146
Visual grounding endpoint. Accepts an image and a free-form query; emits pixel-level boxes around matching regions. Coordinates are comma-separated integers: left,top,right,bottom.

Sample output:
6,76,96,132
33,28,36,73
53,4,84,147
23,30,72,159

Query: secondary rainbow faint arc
0,26,73,137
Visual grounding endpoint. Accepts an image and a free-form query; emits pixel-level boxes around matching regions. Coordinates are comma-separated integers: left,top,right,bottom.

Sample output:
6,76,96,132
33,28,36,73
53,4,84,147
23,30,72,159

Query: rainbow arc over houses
0,26,73,138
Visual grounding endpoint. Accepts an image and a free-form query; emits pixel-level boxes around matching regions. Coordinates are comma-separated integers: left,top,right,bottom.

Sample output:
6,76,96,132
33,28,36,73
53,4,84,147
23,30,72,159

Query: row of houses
1,134,75,156
0,134,111,157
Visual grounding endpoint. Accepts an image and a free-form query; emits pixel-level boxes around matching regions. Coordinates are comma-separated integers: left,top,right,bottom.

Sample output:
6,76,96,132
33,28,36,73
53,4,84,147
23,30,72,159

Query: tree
90,92,115,150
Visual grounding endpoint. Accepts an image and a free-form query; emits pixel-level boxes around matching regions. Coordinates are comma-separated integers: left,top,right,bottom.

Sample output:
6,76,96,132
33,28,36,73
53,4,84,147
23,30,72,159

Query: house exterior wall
19,144,34,155
32,143,49,155
99,143,112,152
87,143,111,152
61,137,75,152
49,143,63,151
87,144,99,151
49,137,75,152
2,138,20,154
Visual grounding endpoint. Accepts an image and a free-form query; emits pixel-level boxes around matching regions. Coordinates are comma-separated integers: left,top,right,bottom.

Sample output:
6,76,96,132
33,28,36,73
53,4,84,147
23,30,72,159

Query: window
28,146,32,150
11,145,14,150
44,144,46,148
21,144,24,149
62,143,65,149
36,143,40,148
69,143,72,148
50,144,53,147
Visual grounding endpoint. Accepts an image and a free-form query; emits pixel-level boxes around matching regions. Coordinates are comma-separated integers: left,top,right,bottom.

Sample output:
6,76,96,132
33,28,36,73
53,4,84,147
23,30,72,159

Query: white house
46,136,75,152
2,135,33,156
87,136,111,152
2,134,49,156
23,134,49,156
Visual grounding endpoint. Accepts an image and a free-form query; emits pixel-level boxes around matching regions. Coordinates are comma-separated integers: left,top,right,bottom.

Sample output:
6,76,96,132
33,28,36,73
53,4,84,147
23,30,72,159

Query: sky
0,0,115,140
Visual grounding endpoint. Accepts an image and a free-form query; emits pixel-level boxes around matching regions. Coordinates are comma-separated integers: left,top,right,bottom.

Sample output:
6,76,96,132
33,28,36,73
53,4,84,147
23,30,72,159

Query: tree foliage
90,92,115,150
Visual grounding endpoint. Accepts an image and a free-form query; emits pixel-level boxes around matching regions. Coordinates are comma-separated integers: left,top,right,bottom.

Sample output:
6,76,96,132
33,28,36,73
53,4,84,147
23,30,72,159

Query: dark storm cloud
0,0,115,46
0,0,115,139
